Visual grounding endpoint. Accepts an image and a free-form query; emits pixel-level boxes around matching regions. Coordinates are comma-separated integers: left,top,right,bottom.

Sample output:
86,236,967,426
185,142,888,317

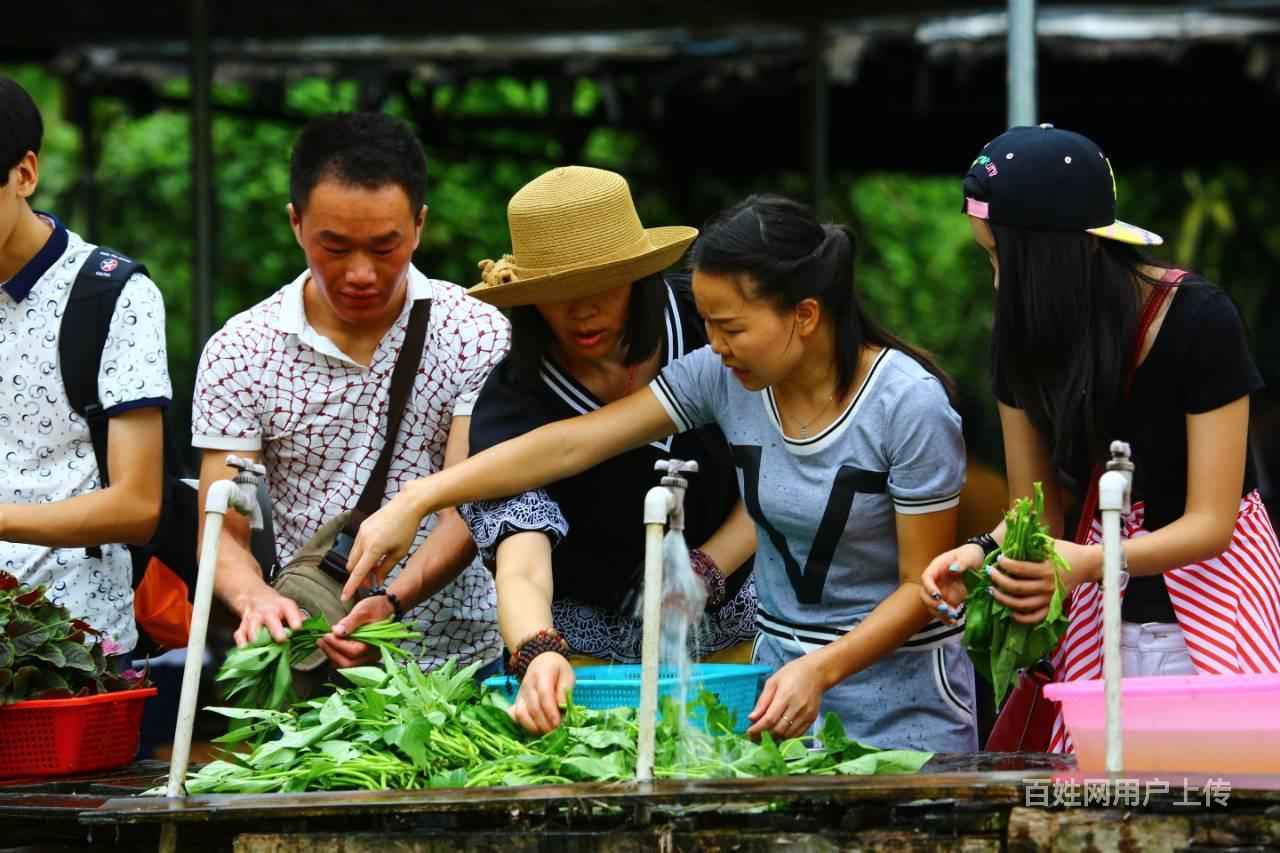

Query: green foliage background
5,64,1277,467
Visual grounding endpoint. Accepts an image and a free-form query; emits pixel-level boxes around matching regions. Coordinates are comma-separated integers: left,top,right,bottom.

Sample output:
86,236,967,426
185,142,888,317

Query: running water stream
645,528,709,772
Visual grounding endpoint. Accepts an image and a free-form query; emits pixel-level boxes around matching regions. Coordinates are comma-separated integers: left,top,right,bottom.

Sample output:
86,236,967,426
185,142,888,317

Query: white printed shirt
0,215,172,651
191,266,511,669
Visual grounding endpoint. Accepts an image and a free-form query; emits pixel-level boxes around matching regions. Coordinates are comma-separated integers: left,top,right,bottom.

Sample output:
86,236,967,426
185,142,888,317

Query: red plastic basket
0,687,157,779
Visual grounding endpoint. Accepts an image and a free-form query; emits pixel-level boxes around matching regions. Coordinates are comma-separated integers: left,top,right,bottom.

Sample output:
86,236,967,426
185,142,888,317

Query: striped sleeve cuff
191,433,263,452
893,491,962,516
756,608,964,655
649,376,694,433
102,396,170,417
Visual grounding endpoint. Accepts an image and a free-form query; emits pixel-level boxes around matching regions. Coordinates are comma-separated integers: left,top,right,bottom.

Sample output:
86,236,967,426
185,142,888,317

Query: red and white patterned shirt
192,266,511,669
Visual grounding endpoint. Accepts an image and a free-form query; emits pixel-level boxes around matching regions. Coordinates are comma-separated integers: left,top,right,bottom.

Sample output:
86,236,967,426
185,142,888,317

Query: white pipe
1099,467,1128,775
637,486,674,782
164,480,237,799
158,482,242,853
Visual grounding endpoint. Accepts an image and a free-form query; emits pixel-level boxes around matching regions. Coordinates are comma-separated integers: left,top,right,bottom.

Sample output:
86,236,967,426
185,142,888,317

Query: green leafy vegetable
962,482,1071,706
215,613,417,710
160,651,932,795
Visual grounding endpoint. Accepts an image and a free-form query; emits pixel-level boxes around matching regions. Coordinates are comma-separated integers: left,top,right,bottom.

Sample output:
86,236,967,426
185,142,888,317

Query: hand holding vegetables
232,586,307,646
218,613,418,710
919,483,1078,706
917,542,984,622
322,595,399,669
984,537,1099,623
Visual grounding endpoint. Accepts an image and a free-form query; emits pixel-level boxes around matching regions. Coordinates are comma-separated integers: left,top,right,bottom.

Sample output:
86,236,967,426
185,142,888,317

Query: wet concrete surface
3,754,1278,852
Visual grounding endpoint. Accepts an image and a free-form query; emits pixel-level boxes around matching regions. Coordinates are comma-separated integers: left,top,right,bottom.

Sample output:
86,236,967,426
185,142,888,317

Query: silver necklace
793,389,838,439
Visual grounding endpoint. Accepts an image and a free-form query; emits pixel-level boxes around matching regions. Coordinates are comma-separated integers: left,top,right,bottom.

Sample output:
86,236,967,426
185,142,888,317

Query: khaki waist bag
267,298,431,701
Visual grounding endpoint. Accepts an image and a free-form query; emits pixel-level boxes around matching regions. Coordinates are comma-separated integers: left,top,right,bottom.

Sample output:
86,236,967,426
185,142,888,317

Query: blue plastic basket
483,663,771,734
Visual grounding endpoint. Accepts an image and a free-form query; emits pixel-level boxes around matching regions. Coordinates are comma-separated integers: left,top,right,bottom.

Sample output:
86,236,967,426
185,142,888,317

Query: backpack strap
59,247,149,558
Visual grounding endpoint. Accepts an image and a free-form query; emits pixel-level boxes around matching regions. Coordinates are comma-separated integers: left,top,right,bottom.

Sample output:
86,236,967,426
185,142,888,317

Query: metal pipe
74,91,99,240
190,0,215,351
160,457,264,853
1007,0,1038,127
164,482,231,799
809,24,830,218
637,487,674,783
1099,440,1134,775
636,460,699,782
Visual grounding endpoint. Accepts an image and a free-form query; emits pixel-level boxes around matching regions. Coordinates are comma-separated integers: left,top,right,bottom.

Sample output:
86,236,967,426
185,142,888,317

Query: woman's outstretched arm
343,387,679,598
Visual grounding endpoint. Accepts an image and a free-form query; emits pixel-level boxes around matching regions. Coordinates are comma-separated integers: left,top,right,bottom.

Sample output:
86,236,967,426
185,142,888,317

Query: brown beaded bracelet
689,548,727,609
508,628,570,680
369,585,404,621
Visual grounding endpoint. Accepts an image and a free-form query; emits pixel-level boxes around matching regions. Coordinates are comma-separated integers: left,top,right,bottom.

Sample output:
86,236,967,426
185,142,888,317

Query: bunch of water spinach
962,482,1072,706
163,653,933,794
216,614,418,710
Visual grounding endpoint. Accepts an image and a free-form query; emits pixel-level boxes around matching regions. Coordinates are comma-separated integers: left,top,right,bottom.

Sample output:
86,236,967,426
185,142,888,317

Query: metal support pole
191,0,215,351
74,90,98,240
1007,0,1037,128
159,456,264,853
636,511,670,784
1099,441,1134,776
809,25,830,218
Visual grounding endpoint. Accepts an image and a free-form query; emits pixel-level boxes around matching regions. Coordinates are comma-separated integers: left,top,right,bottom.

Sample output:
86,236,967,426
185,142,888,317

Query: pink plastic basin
1044,674,1280,773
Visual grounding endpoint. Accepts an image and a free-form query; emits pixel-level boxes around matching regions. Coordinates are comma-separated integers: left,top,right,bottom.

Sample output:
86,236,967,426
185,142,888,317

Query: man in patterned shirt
0,76,171,654
192,112,510,674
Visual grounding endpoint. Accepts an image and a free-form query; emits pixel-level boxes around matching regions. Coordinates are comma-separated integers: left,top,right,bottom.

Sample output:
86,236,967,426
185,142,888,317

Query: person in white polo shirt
0,76,171,654
192,112,510,676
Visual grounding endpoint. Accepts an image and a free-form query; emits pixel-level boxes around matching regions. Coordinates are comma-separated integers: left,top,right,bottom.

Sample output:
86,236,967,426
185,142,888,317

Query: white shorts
1120,621,1197,677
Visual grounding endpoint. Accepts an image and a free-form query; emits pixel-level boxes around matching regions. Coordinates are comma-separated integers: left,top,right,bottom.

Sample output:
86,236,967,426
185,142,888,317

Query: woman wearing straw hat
345,192,978,753
458,166,757,733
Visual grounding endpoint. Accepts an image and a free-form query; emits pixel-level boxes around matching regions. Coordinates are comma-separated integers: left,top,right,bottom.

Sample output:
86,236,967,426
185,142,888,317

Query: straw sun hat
469,166,697,308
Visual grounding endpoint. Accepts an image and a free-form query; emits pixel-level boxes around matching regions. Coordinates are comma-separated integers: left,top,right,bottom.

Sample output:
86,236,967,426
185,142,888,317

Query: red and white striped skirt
1047,490,1280,753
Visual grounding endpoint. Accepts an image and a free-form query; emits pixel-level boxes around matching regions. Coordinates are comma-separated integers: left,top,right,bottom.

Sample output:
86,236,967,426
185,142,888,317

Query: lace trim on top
552,576,758,663
459,488,569,564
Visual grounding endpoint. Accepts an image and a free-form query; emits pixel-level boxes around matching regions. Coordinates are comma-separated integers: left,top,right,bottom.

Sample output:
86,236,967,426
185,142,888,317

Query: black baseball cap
962,124,1162,246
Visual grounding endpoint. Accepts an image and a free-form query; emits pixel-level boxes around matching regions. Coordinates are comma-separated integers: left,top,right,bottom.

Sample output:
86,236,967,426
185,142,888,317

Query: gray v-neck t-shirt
652,345,977,752
653,345,964,629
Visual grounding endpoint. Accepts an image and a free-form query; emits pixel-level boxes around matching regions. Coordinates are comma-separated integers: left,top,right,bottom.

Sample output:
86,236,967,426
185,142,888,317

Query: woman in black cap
920,124,1280,753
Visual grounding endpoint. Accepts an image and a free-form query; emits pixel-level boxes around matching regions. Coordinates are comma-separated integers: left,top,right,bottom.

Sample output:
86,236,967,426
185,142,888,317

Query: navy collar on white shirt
1,211,68,304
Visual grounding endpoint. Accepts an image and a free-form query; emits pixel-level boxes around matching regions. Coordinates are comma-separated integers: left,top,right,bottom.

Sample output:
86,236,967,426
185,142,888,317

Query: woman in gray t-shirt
348,195,976,753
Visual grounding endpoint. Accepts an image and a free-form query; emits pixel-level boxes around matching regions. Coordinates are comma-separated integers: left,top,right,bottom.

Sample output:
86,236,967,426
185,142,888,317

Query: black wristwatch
369,585,405,621
965,533,999,557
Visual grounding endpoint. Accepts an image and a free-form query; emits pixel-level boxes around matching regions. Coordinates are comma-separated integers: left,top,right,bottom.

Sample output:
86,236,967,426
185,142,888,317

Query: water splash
656,528,708,772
